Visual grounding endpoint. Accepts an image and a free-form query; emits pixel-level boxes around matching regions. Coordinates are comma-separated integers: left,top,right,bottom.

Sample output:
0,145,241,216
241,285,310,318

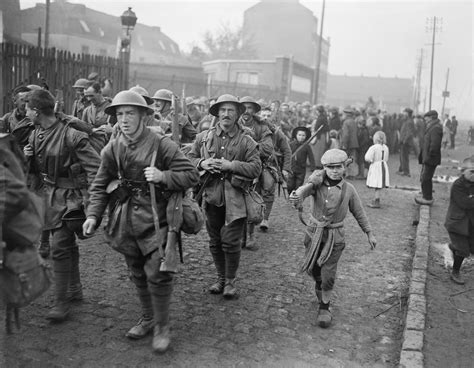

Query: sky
20,0,473,119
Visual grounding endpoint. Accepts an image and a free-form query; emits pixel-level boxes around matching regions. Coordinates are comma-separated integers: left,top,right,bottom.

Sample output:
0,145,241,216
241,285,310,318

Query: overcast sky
20,0,473,119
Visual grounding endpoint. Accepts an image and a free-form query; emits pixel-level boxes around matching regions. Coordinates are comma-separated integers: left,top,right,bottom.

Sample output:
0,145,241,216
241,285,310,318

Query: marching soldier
23,89,101,322
83,91,199,353
71,78,91,120
259,108,292,231
238,96,273,249
152,89,197,144
187,94,261,298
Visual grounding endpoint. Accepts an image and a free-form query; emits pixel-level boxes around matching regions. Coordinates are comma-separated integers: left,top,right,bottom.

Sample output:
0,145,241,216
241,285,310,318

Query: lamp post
120,7,137,90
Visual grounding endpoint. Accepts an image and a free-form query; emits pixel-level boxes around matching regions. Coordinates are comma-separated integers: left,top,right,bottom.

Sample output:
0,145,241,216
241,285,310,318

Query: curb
399,205,430,368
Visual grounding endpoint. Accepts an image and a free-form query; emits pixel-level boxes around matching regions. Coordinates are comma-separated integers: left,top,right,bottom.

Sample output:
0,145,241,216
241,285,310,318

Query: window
81,45,89,54
236,72,259,85
158,40,166,51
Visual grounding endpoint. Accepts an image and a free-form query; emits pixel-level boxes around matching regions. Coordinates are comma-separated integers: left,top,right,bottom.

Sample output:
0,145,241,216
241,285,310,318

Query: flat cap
343,106,354,114
321,149,348,166
424,110,438,118
461,156,474,169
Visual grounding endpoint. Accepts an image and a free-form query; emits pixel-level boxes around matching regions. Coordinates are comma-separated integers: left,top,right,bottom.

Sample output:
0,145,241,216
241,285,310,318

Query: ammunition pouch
230,174,254,191
62,206,87,240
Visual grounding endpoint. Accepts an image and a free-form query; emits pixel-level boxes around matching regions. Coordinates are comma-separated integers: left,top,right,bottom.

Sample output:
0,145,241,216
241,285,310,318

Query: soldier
289,149,376,328
82,82,115,130
23,89,101,322
152,89,197,144
238,96,273,249
71,78,91,120
111,85,164,138
83,91,199,353
187,94,261,298
340,107,359,179
259,107,292,231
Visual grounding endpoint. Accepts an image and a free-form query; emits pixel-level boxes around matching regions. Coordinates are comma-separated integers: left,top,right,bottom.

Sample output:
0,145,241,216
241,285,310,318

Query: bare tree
189,24,256,61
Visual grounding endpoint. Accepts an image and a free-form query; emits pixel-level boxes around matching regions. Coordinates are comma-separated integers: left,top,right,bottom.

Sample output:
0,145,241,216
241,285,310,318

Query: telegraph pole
312,0,326,105
45,0,50,48
441,68,450,117
425,16,442,110
413,49,423,114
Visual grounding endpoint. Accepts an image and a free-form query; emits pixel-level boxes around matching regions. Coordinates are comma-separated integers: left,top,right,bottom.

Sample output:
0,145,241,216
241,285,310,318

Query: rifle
171,94,180,145
181,84,187,116
149,151,166,263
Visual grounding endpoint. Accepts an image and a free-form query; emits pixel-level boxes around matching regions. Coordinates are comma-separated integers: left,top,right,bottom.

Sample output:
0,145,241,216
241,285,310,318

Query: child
328,129,340,149
365,131,390,208
444,156,474,284
289,149,376,328
287,126,316,194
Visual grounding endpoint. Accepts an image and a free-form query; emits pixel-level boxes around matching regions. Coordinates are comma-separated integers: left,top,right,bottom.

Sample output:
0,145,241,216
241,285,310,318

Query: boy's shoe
317,309,332,328
450,270,465,285
126,317,155,339
414,196,434,206
208,279,225,294
243,233,258,251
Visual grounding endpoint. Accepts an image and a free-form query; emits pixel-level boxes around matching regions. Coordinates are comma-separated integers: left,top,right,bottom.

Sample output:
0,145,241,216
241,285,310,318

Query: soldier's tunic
82,99,113,128
86,127,199,323
158,108,197,144
187,122,261,279
71,97,88,120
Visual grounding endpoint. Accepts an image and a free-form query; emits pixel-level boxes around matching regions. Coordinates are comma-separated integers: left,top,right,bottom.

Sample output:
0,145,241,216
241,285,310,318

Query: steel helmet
209,94,244,117
26,84,43,91
239,96,261,113
152,89,173,102
73,78,91,89
129,85,154,105
104,90,154,115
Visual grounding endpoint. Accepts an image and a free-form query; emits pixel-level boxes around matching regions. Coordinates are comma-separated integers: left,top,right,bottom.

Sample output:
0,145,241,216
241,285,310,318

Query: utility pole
45,0,50,49
425,16,442,110
441,68,450,117
413,49,423,114
312,0,326,105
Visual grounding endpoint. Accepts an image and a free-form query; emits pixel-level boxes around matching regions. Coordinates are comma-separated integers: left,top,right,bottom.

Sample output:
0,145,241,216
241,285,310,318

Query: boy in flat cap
289,149,376,328
444,156,474,284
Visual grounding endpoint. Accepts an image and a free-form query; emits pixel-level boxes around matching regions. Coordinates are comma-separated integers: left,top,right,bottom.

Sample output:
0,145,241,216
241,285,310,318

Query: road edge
399,204,430,368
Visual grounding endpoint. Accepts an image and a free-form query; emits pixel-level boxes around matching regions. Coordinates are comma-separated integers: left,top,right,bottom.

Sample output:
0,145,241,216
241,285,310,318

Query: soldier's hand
282,170,290,182
217,158,232,172
367,232,377,250
144,167,165,183
200,158,221,174
23,144,33,157
83,218,97,237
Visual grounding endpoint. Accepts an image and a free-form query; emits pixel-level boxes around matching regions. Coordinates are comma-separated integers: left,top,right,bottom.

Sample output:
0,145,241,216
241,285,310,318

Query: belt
41,174,78,189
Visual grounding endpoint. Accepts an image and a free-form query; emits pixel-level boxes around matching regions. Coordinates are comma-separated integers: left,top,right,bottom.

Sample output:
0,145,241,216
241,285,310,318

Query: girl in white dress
365,131,390,208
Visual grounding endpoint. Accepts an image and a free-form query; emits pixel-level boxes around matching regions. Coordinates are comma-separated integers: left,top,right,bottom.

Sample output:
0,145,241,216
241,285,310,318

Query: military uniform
158,107,197,144
187,97,261,297
28,115,101,319
82,99,113,128
86,90,199,352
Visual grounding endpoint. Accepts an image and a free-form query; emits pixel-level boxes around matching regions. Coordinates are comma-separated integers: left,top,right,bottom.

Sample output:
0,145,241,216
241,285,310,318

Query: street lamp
120,7,137,89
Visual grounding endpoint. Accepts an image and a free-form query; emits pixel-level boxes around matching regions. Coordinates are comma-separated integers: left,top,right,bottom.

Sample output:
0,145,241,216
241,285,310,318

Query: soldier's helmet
72,78,91,90
105,90,154,115
209,94,245,117
129,85,154,105
152,89,173,102
239,96,261,113
26,84,43,91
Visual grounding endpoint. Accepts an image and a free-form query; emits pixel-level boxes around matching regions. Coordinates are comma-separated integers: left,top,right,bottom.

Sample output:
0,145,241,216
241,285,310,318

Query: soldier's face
15,92,28,112
74,88,85,98
154,99,167,112
242,103,255,122
261,111,271,121
218,103,238,129
116,105,142,136
25,103,39,124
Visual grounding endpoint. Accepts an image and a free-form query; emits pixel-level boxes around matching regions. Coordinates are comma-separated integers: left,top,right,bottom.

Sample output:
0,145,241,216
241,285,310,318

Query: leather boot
209,248,225,294
223,278,238,299
67,249,83,302
126,287,154,339
151,293,172,353
244,224,258,251
47,259,71,322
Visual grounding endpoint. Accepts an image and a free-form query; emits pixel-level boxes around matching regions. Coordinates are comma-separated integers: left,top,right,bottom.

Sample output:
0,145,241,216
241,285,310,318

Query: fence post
0,43,4,114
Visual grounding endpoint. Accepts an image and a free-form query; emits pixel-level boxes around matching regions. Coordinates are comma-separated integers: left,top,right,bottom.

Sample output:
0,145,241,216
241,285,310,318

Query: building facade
20,0,192,66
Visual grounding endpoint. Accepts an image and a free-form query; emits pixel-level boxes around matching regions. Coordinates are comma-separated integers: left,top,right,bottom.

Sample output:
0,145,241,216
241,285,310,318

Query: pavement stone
2,157,423,367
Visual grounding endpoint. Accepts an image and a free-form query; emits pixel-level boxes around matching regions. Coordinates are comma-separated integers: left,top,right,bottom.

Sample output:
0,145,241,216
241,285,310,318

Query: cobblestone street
2,157,420,367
